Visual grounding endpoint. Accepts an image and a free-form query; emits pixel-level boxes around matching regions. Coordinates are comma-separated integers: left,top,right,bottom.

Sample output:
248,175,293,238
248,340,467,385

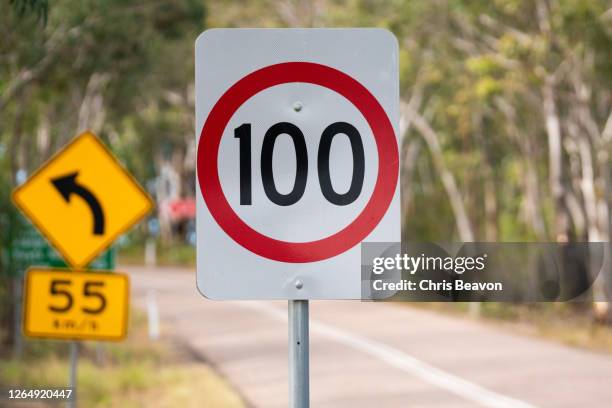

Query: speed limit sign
23,268,129,341
196,29,399,299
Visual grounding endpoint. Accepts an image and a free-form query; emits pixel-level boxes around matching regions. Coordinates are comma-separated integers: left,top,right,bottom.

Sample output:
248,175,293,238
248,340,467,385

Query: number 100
235,121,365,206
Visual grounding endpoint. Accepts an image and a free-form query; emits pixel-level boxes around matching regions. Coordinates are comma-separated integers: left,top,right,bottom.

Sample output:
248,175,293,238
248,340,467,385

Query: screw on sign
195,29,400,300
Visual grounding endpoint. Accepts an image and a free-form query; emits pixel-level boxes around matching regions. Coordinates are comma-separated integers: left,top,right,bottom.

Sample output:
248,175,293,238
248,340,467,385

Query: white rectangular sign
195,28,399,299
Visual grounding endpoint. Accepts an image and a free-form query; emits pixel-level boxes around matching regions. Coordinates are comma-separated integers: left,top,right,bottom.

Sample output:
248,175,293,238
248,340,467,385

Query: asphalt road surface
128,266,612,408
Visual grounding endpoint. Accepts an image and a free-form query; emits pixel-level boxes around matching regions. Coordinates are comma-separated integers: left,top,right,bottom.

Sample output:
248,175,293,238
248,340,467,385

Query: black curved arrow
51,171,105,235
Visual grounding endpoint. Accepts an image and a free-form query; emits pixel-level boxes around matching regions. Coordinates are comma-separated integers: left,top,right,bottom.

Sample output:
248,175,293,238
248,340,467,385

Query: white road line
241,301,537,408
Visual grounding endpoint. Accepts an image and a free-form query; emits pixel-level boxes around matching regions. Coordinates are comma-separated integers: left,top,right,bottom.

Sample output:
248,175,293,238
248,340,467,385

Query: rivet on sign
295,279,304,289
292,101,303,112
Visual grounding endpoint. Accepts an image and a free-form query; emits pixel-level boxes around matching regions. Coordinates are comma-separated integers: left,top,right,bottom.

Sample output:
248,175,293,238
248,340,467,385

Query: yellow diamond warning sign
23,268,129,341
12,131,153,268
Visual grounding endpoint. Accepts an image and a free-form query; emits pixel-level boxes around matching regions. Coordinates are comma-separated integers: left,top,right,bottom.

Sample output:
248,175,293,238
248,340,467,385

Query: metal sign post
194,29,400,408
12,278,23,358
68,341,78,408
289,300,309,408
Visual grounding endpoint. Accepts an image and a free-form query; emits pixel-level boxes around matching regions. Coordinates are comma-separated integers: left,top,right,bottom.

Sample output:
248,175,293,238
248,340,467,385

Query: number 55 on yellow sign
23,268,129,341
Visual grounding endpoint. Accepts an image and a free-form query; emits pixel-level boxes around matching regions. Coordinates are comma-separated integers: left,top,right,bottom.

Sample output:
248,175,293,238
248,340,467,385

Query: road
128,265,612,408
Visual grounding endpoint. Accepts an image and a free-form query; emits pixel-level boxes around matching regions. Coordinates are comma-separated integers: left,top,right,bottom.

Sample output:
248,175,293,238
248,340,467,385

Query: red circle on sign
197,62,398,263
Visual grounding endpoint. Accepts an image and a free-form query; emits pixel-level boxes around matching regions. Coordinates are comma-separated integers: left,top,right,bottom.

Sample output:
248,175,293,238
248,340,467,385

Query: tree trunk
403,105,474,241
400,137,421,235
77,73,110,134
495,98,547,239
542,77,571,241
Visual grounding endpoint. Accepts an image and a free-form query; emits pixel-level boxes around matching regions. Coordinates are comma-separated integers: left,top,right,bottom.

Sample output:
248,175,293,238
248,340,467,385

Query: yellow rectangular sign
23,268,129,341
12,131,153,268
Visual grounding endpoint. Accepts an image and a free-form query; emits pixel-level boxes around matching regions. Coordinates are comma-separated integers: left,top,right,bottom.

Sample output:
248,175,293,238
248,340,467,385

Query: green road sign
2,215,115,277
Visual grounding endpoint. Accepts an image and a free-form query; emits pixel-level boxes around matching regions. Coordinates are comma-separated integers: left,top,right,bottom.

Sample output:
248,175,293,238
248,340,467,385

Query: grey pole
288,300,309,408
13,278,23,359
68,341,78,408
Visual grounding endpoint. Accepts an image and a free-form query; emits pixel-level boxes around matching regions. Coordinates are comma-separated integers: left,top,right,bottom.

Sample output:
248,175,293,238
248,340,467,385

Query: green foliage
1,0,610,246
0,5,207,298
370,0,612,241
9,0,48,24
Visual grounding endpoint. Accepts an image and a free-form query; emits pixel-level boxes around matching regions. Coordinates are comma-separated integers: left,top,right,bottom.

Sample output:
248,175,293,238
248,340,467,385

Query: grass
118,241,195,267
410,302,612,353
0,310,245,407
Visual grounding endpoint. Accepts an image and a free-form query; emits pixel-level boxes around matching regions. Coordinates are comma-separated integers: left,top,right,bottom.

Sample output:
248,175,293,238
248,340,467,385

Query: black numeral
48,279,107,314
234,123,252,205
49,280,73,313
236,121,365,206
261,122,308,206
82,281,106,314
318,122,365,206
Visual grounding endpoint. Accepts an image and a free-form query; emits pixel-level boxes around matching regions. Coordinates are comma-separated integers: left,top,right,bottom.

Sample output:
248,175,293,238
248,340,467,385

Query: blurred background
1,0,611,407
